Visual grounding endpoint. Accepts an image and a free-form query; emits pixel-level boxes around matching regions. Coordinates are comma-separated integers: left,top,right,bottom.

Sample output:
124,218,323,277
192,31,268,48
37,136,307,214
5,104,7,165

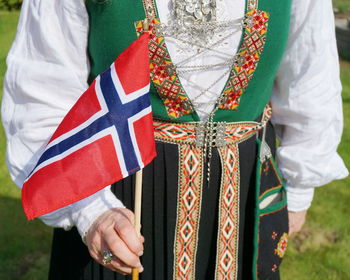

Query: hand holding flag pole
22,31,154,278
22,25,154,279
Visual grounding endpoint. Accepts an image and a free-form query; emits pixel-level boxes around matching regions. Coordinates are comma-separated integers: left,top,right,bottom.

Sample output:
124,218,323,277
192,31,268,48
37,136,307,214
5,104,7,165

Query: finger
104,258,132,275
104,228,142,268
92,249,134,275
88,231,104,260
111,258,144,274
120,208,135,225
113,215,144,255
139,235,145,243
111,258,133,274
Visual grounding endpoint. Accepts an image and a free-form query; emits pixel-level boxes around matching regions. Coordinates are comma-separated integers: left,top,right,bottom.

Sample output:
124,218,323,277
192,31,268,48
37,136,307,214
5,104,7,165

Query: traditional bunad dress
2,0,348,279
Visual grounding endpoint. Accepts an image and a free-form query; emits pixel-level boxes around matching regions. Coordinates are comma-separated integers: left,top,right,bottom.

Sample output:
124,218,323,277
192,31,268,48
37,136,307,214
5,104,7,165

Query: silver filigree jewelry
162,0,243,45
173,0,216,25
155,16,243,47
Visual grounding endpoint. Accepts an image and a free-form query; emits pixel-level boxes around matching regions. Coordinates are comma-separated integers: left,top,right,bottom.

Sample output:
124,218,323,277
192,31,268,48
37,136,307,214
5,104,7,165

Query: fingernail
138,250,144,256
139,266,144,273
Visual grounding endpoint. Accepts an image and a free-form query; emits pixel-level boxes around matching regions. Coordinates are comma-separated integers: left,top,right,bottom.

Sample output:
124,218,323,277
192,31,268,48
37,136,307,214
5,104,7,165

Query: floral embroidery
271,231,278,240
219,10,270,110
135,19,194,119
271,264,278,273
274,232,288,258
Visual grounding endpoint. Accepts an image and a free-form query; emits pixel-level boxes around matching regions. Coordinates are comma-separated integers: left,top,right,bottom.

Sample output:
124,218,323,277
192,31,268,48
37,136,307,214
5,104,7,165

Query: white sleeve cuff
286,186,315,212
39,205,74,230
39,186,125,240
71,187,125,239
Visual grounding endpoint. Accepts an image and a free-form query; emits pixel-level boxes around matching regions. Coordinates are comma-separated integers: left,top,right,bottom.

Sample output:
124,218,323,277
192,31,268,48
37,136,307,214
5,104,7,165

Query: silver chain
176,60,234,73
156,2,252,182
178,68,232,102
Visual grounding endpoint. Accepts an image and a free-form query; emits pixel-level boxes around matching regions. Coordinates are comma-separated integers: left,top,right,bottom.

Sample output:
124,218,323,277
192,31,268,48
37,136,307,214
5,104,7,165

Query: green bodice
85,0,291,122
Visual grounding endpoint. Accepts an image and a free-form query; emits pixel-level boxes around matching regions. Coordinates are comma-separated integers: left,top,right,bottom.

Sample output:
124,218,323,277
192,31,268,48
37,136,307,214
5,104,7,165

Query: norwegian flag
22,34,156,220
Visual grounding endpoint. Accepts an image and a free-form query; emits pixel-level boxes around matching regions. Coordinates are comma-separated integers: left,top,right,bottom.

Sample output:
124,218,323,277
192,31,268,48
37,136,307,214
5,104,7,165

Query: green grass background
1,4,350,279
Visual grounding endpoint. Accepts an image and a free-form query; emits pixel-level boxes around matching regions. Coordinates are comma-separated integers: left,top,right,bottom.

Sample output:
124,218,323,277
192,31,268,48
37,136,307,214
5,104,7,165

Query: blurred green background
1,2,350,279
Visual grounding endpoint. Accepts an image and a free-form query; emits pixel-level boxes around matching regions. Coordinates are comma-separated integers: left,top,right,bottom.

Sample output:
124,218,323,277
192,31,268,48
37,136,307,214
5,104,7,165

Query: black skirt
48,122,285,280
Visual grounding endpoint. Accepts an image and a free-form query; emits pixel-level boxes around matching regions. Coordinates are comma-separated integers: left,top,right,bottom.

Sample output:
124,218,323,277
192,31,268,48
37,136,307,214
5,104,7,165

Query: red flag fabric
22,33,156,220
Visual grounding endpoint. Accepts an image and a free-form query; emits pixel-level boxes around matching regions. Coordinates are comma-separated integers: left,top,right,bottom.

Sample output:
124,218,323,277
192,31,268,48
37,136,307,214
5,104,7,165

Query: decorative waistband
154,105,272,147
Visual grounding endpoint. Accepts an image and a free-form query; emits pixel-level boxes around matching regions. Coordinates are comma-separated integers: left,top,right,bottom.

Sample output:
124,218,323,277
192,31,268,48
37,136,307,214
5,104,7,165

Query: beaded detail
135,19,194,118
219,9,270,110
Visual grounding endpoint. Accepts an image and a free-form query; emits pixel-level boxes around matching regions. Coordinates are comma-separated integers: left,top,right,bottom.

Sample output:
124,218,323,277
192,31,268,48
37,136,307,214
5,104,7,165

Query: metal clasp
195,122,226,147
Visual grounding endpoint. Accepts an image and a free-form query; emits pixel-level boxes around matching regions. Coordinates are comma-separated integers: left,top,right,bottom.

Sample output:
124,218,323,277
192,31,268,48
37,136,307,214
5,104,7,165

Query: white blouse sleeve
271,0,349,211
1,0,124,237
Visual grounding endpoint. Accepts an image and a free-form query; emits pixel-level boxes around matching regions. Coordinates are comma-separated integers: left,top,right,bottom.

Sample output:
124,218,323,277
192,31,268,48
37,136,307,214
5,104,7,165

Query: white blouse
1,0,348,237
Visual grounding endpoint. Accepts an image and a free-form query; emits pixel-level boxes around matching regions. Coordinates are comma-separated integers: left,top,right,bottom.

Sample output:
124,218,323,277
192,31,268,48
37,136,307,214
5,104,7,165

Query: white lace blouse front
1,0,348,237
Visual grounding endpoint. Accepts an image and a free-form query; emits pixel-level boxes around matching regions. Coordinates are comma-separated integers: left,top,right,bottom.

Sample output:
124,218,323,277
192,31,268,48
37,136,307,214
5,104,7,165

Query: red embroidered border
215,145,240,280
173,145,203,280
142,0,157,19
248,0,258,10
219,9,269,110
135,19,194,119
153,105,272,146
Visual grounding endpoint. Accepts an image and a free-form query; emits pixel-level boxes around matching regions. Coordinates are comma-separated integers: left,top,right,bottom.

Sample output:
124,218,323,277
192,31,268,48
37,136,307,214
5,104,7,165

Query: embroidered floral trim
219,10,270,110
173,145,203,280
135,19,194,119
274,232,288,258
215,145,240,280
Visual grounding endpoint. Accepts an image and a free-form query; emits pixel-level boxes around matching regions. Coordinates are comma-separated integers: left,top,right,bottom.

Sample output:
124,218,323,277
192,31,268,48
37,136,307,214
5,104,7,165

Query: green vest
85,0,291,122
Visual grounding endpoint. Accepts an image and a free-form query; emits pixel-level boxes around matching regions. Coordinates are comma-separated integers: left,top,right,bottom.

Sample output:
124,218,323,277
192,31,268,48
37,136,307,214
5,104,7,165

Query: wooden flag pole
132,169,143,280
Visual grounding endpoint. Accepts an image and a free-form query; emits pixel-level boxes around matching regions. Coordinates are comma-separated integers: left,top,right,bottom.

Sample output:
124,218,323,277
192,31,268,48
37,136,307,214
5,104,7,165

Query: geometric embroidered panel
219,10,270,110
173,145,203,280
215,145,240,280
135,19,194,119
